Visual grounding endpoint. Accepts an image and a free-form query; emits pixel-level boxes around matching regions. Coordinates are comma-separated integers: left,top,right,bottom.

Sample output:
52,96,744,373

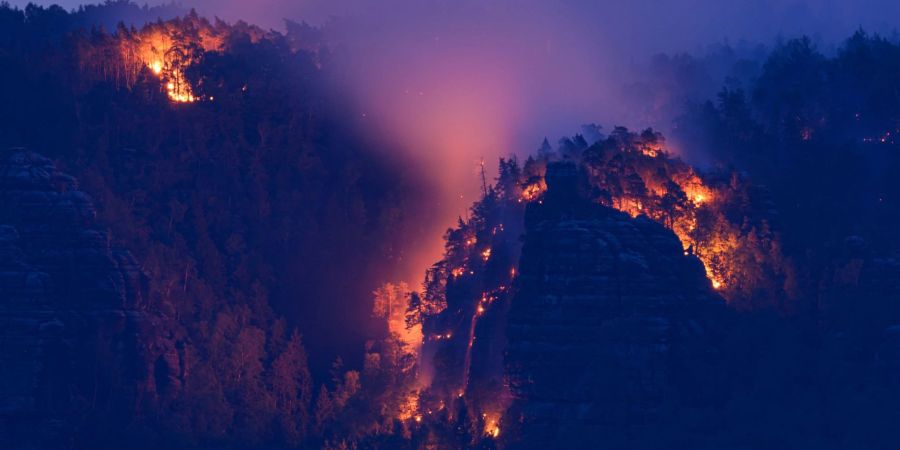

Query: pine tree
271,330,313,446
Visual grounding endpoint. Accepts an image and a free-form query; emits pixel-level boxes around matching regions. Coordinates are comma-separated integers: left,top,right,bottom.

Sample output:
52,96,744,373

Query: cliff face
0,151,176,447
503,162,727,448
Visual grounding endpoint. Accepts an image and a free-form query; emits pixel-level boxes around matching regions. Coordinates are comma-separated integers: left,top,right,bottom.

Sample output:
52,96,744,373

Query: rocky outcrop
819,238,900,384
0,151,176,448
503,162,727,449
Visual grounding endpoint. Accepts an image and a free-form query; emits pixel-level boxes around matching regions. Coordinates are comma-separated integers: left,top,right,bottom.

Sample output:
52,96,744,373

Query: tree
405,291,423,329
271,330,313,446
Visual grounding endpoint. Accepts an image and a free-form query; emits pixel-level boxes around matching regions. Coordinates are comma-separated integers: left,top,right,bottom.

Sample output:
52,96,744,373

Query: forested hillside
0,3,434,448
4,2,900,449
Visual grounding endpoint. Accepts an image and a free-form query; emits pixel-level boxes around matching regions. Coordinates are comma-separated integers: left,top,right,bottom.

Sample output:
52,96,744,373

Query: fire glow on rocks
390,128,788,446
606,159,725,289
518,140,729,290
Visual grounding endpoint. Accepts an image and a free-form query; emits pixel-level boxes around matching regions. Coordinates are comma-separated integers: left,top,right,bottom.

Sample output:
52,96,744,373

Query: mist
13,0,900,279
187,0,899,218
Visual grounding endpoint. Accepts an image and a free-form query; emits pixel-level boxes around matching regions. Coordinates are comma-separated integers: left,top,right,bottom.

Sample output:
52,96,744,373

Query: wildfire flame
519,179,547,202
397,391,421,422
520,150,730,291
412,134,780,441
483,413,501,438
132,26,213,103
79,14,247,104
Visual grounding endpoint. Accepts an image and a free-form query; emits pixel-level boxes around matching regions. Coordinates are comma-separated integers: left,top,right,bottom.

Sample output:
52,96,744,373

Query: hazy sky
12,0,900,276
15,0,900,53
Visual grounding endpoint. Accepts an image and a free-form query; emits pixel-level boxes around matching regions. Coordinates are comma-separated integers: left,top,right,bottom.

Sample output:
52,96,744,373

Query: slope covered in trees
371,31,900,449
0,3,434,448
4,2,900,448
676,32,900,344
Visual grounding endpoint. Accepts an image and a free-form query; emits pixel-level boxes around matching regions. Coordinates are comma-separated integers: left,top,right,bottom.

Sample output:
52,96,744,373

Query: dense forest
0,2,435,448
3,1,900,449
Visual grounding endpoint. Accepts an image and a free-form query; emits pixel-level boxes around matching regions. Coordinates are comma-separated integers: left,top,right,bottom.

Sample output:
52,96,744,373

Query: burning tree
575,127,791,305
76,11,268,103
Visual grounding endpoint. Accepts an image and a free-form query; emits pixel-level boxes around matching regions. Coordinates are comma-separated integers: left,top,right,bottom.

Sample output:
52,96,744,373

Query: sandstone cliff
503,162,727,448
0,151,176,448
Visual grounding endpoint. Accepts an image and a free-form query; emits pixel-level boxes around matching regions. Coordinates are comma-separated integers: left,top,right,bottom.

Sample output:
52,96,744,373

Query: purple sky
15,0,900,53
12,0,900,275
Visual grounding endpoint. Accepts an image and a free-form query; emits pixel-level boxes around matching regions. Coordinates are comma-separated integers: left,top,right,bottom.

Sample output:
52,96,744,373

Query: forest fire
512,128,784,303
397,392,421,422
373,282,423,354
76,13,257,104
11,3,900,447
519,179,547,202
521,157,730,290
128,18,227,102
383,128,787,447
483,413,501,438
565,132,737,292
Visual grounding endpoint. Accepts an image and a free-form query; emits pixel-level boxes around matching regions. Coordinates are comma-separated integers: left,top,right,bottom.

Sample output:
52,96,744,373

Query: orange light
520,180,548,202
484,414,501,438
134,29,200,103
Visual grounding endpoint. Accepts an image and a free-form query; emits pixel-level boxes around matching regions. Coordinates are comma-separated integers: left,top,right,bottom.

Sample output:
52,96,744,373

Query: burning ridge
381,126,791,445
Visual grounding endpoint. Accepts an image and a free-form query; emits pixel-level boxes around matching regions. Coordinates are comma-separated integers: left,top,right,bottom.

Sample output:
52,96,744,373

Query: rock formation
0,150,175,448
503,162,727,448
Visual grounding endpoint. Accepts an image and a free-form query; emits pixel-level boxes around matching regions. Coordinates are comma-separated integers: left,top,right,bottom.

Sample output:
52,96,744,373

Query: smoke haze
13,0,900,280
191,0,900,213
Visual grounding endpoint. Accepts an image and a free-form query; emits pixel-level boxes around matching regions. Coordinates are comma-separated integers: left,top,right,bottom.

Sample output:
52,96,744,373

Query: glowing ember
396,391,421,422
433,332,454,341
519,179,547,202
484,414,501,438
